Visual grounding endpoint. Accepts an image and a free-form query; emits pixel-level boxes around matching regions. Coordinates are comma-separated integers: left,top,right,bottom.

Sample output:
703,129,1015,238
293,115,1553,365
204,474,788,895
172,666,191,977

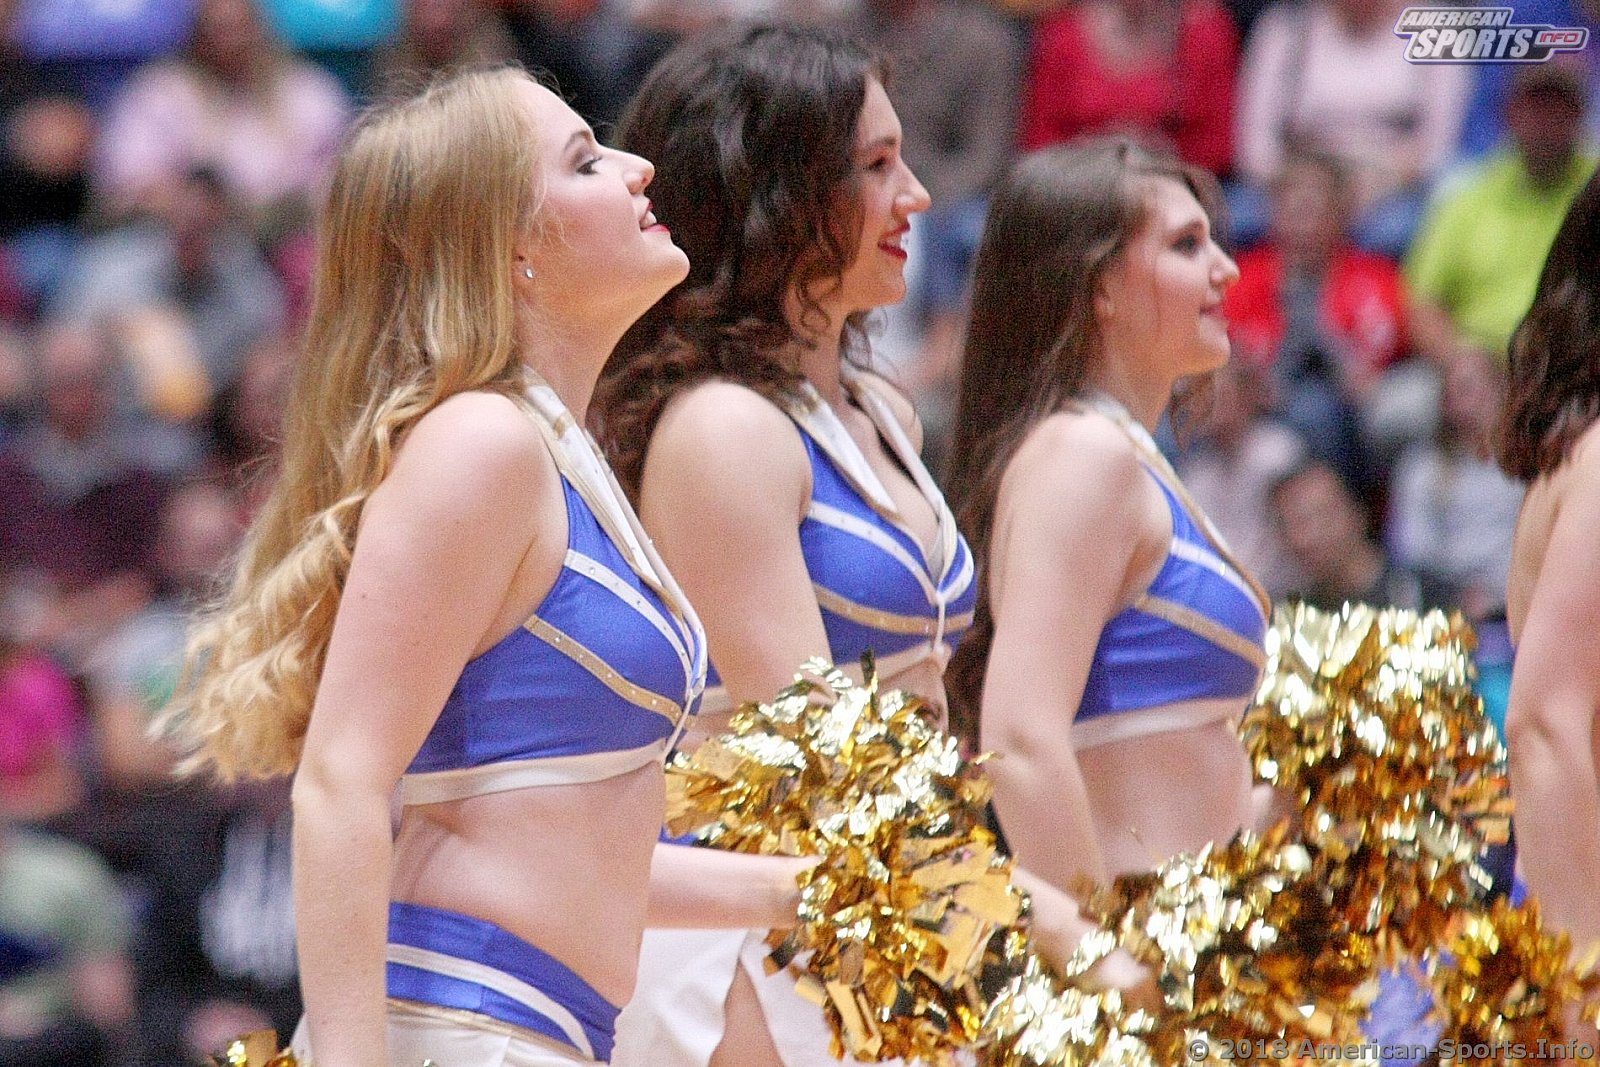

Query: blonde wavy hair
163,66,544,780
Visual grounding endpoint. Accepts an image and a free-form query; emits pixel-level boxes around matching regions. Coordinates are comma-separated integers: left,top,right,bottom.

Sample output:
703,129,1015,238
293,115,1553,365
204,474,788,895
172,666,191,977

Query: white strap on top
1071,696,1245,751
786,371,966,660
522,373,707,750
844,367,961,582
1076,391,1271,619
788,379,899,514
401,742,668,805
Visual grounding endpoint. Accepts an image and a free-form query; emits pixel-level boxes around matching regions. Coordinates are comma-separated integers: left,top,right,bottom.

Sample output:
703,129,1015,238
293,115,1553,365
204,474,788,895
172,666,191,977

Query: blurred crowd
0,0,1592,1061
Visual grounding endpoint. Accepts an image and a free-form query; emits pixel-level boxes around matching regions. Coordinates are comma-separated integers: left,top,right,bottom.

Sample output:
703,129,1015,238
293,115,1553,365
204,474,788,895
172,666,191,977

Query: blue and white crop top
699,370,976,716
1071,395,1271,751
401,378,705,806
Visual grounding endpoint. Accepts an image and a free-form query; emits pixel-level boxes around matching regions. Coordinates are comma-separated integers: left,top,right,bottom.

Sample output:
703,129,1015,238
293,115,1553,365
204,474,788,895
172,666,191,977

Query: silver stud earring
522,265,535,280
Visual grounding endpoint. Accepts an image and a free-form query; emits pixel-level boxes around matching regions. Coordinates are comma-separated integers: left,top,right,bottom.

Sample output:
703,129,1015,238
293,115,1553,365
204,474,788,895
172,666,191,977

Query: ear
512,225,540,280
1094,254,1128,325
1093,276,1116,324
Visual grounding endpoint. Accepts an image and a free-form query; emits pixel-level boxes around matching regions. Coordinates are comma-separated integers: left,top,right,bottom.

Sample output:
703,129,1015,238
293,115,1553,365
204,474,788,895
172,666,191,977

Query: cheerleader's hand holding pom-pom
1010,866,1162,1016
665,656,1029,1064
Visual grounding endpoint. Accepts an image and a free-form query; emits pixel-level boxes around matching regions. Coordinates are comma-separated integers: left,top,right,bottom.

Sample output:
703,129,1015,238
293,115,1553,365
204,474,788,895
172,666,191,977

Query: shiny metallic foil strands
665,658,1027,1063
982,826,1375,1067
1240,602,1511,960
982,955,1158,1067
1429,897,1600,1059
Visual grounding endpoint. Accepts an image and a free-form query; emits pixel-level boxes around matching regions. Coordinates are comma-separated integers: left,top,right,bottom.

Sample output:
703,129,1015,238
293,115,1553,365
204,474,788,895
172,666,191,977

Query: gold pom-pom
982,955,1160,1067
665,657,1027,1063
671,604,1516,1063
982,825,1375,1067
1241,602,1511,961
1098,828,1374,1058
1429,897,1600,1058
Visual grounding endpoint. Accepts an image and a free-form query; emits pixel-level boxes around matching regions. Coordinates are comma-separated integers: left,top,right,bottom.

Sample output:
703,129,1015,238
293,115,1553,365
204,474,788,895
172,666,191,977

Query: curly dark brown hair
942,137,1226,748
1494,164,1600,483
592,22,885,501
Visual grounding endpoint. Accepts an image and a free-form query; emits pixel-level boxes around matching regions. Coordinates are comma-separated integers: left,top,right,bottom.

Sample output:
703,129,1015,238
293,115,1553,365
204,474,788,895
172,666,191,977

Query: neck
519,313,624,419
786,292,849,407
1119,0,1172,33
47,419,99,447
205,55,266,93
1086,355,1173,432
870,0,921,17
1212,421,1247,455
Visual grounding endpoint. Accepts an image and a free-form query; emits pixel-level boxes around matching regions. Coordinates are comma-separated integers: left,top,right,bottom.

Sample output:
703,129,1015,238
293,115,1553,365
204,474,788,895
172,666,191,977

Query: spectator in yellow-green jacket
1406,61,1597,367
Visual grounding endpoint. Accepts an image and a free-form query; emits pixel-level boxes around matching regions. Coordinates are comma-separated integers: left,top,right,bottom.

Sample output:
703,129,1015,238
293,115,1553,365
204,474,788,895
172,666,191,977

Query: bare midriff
1078,713,1256,880
390,759,666,1007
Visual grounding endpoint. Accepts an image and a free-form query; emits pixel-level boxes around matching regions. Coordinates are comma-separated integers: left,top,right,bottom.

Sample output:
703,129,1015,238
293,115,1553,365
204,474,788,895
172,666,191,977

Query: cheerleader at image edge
943,139,1276,918
160,67,813,1067
1498,165,1600,1037
595,23,1101,1067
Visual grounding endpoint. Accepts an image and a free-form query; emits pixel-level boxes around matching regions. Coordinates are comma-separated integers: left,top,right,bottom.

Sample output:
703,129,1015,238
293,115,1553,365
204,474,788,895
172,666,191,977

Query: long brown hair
944,138,1223,746
593,23,884,501
1494,164,1600,482
162,67,543,780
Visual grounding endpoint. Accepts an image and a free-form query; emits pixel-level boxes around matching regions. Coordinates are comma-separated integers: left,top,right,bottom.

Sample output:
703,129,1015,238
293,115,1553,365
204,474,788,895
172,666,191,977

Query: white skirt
291,1001,597,1066
612,928,908,1067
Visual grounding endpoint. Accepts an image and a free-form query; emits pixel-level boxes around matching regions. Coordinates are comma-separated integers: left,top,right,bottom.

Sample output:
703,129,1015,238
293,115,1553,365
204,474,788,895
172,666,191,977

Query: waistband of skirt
386,901,619,1061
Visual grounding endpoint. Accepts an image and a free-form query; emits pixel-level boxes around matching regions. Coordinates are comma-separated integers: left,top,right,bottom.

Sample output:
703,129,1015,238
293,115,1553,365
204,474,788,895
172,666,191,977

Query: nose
1213,244,1240,289
898,163,931,218
622,151,654,195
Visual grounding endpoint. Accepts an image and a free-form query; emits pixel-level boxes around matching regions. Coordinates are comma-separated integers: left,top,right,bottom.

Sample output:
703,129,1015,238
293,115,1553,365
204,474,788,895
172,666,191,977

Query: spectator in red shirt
1229,153,1409,391
1018,0,1238,175
1226,152,1411,484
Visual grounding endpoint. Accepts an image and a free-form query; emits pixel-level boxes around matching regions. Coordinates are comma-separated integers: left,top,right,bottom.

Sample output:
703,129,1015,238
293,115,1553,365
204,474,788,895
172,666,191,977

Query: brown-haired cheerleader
1499,163,1600,1035
596,22,975,1067
944,137,1267,936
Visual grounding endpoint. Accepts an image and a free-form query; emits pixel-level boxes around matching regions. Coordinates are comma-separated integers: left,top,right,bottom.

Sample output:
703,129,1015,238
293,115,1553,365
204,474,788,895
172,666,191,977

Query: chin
1179,352,1229,379
869,281,908,312
654,250,691,289
628,265,688,315
1190,335,1233,373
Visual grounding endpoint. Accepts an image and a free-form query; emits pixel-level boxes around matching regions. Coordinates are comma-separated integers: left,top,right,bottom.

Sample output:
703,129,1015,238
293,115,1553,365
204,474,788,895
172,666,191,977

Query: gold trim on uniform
523,617,681,722
1135,594,1269,669
813,584,976,637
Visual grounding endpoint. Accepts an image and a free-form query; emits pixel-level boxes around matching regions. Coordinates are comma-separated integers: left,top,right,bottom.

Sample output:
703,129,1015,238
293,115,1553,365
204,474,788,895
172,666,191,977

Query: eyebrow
564,128,597,156
858,133,899,153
